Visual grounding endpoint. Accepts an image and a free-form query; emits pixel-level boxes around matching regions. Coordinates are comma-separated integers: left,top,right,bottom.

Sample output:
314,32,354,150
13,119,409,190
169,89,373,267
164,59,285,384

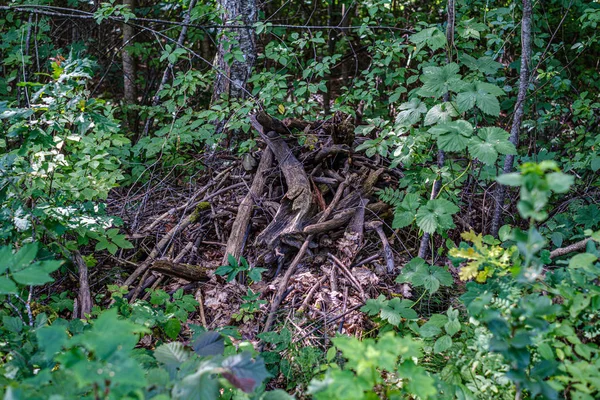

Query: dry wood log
223,147,273,263
315,144,351,163
251,115,313,249
72,251,92,319
303,209,355,235
151,260,211,281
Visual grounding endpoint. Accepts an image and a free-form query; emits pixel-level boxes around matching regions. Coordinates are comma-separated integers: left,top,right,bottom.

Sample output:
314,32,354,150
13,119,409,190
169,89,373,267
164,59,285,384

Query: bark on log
151,260,211,281
223,147,273,263
251,116,313,249
72,251,92,319
549,238,592,259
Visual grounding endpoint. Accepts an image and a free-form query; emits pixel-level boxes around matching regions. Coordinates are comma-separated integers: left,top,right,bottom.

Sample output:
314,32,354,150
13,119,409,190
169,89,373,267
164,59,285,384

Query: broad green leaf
396,98,427,126
221,352,270,393
410,27,447,51
434,335,453,353
0,277,18,294
496,172,522,186
8,243,38,273
0,246,13,274
416,199,459,234
460,54,503,75
172,364,219,400
418,63,462,98
445,318,461,336
192,331,225,357
424,102,458,126
429,120,473,152
591,156,600,172
546,172,574,193
37,324,69,358
164,318,181,339
155,342,190,377
468,127,516,165
11,260,62,286
380,298,418,325
392,193,422,229
261,390,294,400
569,253,597,269
456,81,503,116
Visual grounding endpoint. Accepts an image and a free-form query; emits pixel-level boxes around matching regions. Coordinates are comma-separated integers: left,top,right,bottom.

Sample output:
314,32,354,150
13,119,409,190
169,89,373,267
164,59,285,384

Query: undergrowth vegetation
1,0,600,399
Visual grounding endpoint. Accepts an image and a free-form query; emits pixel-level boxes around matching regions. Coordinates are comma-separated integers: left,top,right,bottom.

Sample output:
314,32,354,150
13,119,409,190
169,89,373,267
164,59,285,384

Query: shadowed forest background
1,0,600,399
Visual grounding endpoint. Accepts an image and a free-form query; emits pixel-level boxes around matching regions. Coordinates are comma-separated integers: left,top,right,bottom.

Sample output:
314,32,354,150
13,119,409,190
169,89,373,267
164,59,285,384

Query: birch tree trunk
121,0,137,131
212,0,257,103
490,0,532,237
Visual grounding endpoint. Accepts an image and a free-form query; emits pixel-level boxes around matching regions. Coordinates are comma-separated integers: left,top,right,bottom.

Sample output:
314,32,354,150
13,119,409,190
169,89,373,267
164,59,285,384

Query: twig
298,275,328,313
328,253,365,300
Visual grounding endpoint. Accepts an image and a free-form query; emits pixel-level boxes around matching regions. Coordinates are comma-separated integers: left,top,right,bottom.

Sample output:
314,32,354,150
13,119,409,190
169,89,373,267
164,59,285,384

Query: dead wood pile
107,112,416,342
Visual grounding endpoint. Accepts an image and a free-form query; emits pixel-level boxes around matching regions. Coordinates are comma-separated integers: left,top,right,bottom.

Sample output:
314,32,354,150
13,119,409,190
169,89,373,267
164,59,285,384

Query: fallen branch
550,238,592,259
72,251,92,319
328,253,365,300
366,221,394,273
223,147,273,263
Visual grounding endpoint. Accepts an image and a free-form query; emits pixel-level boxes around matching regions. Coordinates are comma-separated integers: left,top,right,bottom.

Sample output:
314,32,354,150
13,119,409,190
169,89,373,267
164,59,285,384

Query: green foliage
1,309,273,399
216,254,266,283
0,243,61,294
308,332,437,399
232,289,267,323
396,257,453,294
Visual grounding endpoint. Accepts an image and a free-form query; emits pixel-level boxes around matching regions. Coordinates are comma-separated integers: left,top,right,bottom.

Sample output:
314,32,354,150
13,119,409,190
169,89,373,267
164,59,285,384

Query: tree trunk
417,0,454,259
121,0,137,132
490,0,532,237
212,0,257,103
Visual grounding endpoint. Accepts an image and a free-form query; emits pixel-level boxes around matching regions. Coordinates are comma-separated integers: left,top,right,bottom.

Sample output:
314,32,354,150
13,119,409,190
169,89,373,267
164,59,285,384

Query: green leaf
360,294,388,316
496,172,522,186
392,193,422,229
456,81,503,116
424,102,458,126
0,246,13,274
172,365,219,400
0,277,18,294
261,390,294,400
8,243,38,273
11,260,62,286
460,54,503,75
164,318,181,339
418,63,462,98
468,127,516,165
429,120,474,152
416,199,460,234
155,342,190,375
591,156,600,172
546,172,574,193
444,318,461,336
192,331,224,357
37,324,69,358
221,352,270,393
419,320,443,338
569,253,597,269
410,27,447,51
434,335,453,353
396,98,427,126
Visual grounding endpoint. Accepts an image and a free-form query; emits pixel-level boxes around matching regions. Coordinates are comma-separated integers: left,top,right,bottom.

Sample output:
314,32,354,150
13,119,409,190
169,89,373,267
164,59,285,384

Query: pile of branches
105,112,416,339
